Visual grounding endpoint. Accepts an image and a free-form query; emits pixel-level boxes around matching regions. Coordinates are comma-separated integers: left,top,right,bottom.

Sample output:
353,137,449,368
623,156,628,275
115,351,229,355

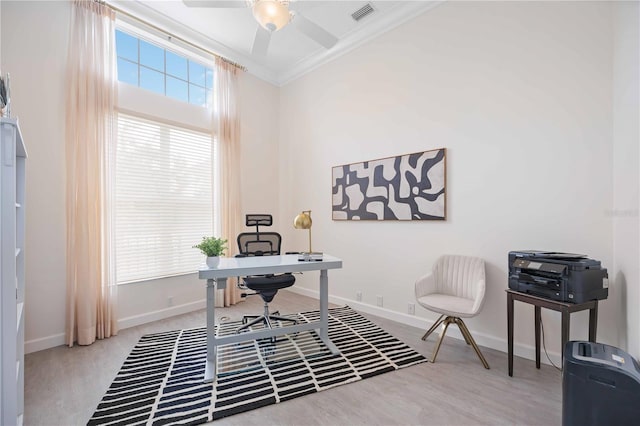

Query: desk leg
561,310,570,366
319,270,339,354
589,301,598,342
507,292,514,377
204,278,221,383
535,306,541,369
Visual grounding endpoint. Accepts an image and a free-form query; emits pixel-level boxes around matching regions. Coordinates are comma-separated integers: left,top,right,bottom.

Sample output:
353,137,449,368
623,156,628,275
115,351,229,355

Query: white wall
1,0,71,352
238,72,282,231
279,1,617,361
1,0,280,352
613,1,640,359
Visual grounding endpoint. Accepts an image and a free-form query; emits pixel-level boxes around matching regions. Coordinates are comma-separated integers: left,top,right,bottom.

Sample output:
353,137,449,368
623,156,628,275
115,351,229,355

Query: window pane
189,61,206,87
117,58,138,86
189,84,206,107
167,76,188,103
140,39,164,72
116,30,138,62
115,29,213,108
206,68,214,89
166,51,188,80
140,66,165,95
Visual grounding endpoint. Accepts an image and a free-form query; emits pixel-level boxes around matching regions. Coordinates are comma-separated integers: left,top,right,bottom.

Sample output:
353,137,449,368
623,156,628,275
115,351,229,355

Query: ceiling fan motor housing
252,0,292,32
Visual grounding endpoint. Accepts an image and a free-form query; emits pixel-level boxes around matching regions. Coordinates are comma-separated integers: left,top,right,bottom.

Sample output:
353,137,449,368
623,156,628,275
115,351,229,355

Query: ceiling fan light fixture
252,0,292,32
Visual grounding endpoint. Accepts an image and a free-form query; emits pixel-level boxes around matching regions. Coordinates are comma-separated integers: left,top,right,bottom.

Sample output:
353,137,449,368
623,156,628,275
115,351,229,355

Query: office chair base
422,315,490,369
236,303,297,340
238,314,296,330
241,310,281,324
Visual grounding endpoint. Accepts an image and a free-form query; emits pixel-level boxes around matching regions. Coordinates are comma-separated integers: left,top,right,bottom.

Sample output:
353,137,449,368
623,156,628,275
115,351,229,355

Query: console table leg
507,292,514,377
204,278,217,383
535,306,541,369
561,310,570,366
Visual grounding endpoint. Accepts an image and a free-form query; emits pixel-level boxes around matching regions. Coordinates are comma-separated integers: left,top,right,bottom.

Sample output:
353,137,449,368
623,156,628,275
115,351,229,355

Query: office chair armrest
415,273,436,298
470,278,486,314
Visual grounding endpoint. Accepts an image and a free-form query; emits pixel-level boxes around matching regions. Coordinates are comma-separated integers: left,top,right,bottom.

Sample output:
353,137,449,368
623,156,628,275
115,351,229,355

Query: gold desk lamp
293,210,323,261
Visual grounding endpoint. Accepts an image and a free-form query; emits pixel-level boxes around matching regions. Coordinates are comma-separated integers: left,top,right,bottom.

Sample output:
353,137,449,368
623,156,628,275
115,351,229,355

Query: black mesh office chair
236,214,297,334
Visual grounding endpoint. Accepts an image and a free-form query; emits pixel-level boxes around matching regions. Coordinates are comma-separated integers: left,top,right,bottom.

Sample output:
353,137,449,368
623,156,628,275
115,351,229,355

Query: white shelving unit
0,117,27,426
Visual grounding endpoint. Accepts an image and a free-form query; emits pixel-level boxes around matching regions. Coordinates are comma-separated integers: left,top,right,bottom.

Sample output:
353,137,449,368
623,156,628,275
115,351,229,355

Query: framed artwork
331,148,446,221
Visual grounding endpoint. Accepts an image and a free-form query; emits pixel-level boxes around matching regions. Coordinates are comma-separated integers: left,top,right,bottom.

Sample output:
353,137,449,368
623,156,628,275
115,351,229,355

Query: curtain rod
99,0,247,72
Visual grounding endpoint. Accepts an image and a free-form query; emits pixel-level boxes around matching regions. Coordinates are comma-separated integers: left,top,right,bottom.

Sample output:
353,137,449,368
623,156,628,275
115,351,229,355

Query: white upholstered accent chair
414,255,490,369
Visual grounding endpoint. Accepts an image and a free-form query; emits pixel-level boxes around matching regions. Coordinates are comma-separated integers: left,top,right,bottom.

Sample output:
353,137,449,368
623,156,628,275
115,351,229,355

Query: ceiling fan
183,1,339,58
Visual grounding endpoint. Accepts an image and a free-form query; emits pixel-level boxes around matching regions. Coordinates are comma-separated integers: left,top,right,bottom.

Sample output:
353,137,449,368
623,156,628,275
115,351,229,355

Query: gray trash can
563,341,640,426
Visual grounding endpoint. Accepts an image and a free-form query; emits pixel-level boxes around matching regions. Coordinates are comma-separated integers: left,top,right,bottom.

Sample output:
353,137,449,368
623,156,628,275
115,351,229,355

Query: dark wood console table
506,289,599,377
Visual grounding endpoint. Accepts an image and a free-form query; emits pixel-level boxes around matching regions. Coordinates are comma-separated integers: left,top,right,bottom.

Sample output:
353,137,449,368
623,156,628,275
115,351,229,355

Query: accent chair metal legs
422,316,490,369
421,314,446,341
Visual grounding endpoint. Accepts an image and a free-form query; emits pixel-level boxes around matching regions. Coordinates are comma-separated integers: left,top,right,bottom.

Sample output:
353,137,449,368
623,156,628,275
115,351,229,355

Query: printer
508,250,608,303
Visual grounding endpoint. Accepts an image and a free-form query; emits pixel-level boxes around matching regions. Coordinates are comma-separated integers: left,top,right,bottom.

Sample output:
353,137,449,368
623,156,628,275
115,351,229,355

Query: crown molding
276,1,446,86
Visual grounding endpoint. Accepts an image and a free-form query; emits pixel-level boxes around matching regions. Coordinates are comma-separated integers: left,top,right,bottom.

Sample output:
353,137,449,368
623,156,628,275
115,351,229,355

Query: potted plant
193,236,228,268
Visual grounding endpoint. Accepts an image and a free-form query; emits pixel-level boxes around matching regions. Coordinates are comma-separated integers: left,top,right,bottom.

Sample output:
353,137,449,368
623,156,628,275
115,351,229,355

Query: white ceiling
110,0,443,86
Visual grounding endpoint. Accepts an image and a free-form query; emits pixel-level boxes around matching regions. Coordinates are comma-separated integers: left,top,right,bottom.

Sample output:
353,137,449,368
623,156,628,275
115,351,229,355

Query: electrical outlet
356,291,362,302
408,303,415,315
377,295,383,307
168,296,173,307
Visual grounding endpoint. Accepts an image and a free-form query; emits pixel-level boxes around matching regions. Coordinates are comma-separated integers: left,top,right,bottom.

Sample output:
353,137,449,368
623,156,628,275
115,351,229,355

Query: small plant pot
206,256,220,268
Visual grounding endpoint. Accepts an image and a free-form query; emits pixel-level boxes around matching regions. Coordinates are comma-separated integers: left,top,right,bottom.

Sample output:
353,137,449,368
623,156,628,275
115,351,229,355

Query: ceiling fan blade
182,0,248,8
291,12,338,49
251,26,271,58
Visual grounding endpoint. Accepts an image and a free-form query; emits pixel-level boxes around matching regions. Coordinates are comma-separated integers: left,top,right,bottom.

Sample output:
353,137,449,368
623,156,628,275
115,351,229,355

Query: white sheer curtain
214,57,243,307
65,0,118,346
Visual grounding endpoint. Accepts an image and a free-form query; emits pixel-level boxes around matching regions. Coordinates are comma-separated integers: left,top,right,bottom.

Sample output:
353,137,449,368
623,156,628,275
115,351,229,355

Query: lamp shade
252,0,292,32
293,211,312,230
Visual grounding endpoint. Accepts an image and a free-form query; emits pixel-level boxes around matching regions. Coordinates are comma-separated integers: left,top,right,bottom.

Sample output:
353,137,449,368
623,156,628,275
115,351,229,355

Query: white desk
198,254,343,382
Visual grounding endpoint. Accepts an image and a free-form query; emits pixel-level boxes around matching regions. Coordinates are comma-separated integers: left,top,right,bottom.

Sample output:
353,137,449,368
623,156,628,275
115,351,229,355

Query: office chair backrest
237,214,282,256
237,232,281,256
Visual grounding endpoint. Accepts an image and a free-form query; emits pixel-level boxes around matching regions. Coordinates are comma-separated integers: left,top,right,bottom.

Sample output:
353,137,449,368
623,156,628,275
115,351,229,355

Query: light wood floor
24,291,561,425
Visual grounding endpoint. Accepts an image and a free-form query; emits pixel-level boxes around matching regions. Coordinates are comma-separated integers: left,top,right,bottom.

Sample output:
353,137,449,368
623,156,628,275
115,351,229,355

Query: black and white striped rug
88,306,426,425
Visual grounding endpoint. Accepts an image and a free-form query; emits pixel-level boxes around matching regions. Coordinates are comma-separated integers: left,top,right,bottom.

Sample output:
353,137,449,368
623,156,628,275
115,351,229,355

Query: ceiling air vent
351,3,375,22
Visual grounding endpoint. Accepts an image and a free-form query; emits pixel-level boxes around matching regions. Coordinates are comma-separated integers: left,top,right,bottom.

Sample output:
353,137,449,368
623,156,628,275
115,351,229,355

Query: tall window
115,27,215,284
116,29,214,108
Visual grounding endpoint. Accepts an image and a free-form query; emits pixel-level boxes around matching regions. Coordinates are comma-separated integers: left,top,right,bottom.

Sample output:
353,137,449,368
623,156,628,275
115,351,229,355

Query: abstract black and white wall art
331,148,446,220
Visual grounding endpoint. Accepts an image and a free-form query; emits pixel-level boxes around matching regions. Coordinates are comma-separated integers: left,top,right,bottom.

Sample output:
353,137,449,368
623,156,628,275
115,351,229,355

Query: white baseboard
286,287,562,367
117,299,206,330
25,333,66,354
25,300,207,354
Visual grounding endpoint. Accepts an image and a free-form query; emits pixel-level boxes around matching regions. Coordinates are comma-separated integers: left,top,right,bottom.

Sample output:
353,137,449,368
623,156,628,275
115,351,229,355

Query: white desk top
198,254,343,279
